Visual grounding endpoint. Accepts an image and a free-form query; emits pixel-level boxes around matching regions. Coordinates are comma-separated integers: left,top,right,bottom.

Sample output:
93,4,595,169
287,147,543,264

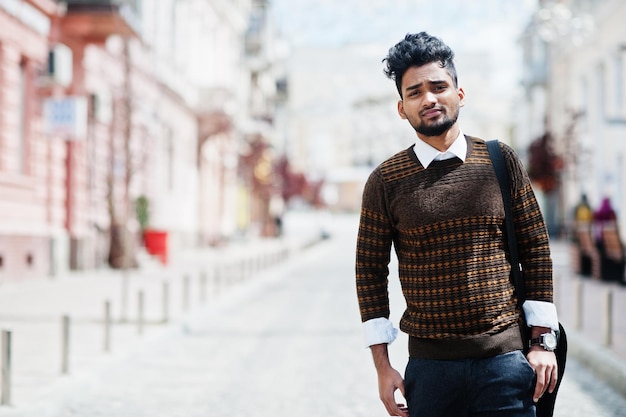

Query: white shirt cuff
362,317,398,347
523,300,559,331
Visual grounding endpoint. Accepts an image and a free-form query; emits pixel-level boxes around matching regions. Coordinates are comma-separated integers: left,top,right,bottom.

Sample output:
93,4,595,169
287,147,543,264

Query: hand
526,347,558,402
377,366,409,417
370,344,409,416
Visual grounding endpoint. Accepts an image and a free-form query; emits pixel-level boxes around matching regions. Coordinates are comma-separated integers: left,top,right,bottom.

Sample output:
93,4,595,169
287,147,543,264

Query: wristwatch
529,331,558,351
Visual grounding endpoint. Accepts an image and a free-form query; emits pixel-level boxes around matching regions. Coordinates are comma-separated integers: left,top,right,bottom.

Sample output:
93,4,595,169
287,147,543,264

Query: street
1,213,626,417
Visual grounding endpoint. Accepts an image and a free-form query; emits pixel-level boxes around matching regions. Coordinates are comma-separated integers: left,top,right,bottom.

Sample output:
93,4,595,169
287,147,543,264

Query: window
18,59,28,174
164,126,174,190
615,48,625,116
0,44,4,170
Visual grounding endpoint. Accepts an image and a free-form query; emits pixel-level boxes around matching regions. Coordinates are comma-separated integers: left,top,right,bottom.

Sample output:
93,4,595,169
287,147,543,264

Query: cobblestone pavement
1,213,626,416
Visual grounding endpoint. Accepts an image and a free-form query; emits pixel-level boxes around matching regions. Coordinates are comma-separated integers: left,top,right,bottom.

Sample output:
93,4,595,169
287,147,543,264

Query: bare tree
108,37,137,269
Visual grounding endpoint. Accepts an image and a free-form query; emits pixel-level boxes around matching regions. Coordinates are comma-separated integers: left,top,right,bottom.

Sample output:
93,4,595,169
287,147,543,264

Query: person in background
593,197,617,240
355,32,559,417
574,194,593,224
572,194,595,276
593,197,625,282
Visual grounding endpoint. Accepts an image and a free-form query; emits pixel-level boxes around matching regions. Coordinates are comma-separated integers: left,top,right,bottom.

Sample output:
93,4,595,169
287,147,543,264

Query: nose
423,91,437,106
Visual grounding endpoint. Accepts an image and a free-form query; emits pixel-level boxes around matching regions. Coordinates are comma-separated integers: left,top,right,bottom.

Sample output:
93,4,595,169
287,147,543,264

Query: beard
414,117,457,137
410,107,459,137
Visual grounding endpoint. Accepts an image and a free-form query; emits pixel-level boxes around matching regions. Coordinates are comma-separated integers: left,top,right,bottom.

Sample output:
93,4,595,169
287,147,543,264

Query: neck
417,126,460,152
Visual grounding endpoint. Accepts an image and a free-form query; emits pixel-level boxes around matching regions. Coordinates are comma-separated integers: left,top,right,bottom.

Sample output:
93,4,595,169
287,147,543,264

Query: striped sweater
356,136,553,359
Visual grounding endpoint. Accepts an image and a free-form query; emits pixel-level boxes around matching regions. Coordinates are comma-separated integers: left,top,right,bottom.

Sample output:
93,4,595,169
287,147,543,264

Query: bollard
224,263,231,286
162,282,170,323
238,260,245,282
104,301,111,352
183,275,190,311
61,315,70,374
553,273,559,311
603,289,613,347
199,271,207,304
120,271,129,323
575,279,583,331
137,291,144,335
254,255,260,274
214,265,221,295
244,258,251,279
1,330,11,405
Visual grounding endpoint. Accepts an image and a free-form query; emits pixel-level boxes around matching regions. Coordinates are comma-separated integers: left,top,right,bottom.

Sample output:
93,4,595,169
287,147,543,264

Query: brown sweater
356,136,553,359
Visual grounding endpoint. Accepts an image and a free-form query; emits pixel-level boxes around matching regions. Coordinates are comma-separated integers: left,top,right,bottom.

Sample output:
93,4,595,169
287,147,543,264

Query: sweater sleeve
501,143,554,304
356,170,395,323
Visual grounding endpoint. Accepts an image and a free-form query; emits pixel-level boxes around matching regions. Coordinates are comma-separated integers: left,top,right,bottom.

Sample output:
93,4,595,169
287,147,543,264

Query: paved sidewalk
0,221,322,412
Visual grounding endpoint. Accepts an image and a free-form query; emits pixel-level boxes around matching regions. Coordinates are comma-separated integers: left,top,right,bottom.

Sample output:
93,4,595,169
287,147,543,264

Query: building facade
0,0,287,281
0,0,61,281
519,0,626,237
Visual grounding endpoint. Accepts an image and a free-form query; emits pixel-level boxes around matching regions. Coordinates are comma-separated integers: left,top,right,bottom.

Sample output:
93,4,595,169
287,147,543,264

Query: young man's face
397,62,465,138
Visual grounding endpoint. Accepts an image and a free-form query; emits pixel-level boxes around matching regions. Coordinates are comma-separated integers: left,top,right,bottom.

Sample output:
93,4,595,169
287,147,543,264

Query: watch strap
528,332,557,350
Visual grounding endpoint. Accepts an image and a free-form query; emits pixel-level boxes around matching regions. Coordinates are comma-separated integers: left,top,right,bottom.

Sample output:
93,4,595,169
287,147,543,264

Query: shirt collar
412,131,467,169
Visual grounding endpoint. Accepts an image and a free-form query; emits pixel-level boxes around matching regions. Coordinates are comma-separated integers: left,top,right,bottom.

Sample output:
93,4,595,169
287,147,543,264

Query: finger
383,400,405,417
396,380,408,416
381,392,399,416
548,365,559,393
382,394,406,417
382,397,394,415
533,369,547,402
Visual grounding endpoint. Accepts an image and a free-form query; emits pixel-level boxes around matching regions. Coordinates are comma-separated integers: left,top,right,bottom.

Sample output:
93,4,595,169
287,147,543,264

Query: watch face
543,333,557,350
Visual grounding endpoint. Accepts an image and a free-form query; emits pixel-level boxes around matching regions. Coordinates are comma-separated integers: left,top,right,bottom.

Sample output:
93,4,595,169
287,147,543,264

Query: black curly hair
383,32,458,98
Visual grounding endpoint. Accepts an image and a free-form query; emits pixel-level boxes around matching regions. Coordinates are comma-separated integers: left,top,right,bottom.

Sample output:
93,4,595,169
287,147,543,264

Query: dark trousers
404,350,536,417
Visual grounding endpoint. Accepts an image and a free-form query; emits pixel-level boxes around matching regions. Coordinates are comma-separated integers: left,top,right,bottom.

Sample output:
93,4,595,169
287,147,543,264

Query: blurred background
0,0,622,277
1,1,626,416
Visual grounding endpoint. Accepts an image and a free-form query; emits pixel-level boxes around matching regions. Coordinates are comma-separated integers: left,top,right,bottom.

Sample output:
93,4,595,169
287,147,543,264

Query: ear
458,87,466,107
397,100,407,119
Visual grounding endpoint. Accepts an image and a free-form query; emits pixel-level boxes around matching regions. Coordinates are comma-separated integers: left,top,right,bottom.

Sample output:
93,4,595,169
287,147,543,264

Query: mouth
421,108,442,118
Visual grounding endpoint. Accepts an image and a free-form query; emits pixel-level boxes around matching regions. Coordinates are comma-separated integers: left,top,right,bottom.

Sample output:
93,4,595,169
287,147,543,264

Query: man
355,32,559,417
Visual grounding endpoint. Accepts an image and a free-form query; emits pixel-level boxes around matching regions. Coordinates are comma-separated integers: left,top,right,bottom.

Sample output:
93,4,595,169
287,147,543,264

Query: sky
270,0,538,50
269,0,540,103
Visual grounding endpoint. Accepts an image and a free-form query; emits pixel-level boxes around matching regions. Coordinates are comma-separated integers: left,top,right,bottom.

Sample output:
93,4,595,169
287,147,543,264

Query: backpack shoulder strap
486,140,526,305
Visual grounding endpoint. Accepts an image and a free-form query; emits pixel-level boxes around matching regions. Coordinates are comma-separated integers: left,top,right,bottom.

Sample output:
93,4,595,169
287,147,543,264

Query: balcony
58,0,140,42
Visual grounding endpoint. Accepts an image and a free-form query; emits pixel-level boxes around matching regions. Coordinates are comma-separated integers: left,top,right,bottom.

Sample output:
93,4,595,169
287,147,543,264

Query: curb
567,328,626,397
